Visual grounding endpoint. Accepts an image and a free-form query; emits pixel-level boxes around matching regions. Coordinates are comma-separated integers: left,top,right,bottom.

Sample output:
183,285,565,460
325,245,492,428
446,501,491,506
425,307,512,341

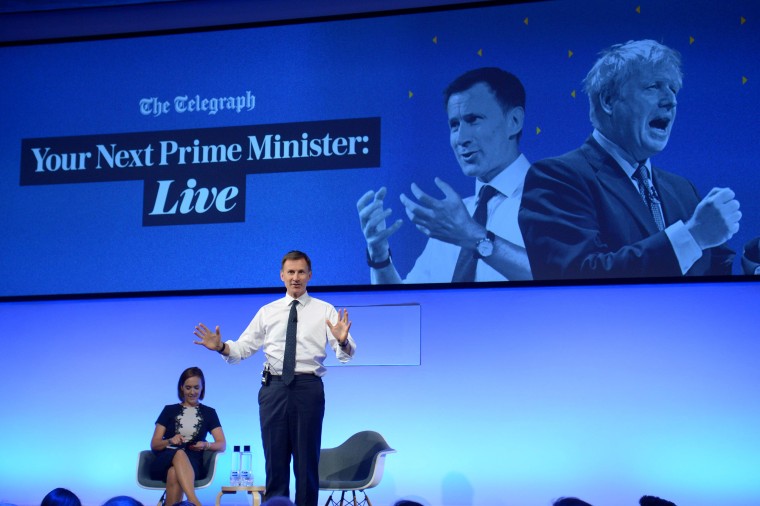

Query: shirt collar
592,129,650,179
474,153,531,199
285,292,310,306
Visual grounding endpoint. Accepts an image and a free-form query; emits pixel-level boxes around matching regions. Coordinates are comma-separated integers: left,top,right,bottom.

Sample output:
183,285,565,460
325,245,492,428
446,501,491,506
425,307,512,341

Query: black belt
269,373,317,380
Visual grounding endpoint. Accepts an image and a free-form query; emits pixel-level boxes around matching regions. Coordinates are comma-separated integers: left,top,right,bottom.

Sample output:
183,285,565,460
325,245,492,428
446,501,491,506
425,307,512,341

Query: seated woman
150,366,226,506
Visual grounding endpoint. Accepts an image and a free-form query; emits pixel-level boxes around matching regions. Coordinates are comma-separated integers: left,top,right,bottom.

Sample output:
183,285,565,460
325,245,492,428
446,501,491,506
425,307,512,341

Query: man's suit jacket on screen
518,137,734,280
741,237,760,275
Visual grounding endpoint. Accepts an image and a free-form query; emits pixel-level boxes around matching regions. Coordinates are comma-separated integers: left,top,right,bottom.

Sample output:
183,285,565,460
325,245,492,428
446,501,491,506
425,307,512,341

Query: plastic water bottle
240,445,253,486
229,445,241,486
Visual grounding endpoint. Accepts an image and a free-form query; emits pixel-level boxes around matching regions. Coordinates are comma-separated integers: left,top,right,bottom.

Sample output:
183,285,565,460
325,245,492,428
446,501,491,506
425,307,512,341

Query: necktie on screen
632,163,665,231
282,300,298,385
451,185,499,282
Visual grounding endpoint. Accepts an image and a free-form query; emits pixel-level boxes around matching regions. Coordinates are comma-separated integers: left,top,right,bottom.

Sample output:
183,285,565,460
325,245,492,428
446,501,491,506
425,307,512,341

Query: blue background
1,0,758,296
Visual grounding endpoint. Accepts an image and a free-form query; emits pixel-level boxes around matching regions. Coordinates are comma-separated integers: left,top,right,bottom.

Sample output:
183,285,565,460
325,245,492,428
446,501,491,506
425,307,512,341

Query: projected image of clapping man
519,39,742,280
357,67,533,284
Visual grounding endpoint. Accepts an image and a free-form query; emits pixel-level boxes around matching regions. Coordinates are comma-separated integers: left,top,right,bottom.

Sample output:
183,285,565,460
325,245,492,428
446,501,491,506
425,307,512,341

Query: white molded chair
318,431,395,506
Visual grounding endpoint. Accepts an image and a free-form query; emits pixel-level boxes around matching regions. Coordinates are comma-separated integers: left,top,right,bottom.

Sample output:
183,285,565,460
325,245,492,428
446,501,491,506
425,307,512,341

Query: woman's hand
188,441,208,451
168,435,184,446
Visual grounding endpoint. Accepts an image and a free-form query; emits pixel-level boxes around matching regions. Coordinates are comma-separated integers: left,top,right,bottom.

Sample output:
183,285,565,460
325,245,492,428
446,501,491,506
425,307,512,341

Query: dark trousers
259,375,324,506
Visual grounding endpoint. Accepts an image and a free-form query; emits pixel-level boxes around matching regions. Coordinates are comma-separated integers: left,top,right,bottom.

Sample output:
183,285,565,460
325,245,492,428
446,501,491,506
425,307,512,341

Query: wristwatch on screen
474,230,495,259
366,247,392,269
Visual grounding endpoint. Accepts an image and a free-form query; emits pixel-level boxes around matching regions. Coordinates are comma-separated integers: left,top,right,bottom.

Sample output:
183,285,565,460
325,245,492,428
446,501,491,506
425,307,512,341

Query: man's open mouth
649,117,671,131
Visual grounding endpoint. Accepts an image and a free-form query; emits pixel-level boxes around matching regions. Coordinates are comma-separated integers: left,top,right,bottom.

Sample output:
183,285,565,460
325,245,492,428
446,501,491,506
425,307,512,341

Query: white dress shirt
403,153,531,283
224,292,355,377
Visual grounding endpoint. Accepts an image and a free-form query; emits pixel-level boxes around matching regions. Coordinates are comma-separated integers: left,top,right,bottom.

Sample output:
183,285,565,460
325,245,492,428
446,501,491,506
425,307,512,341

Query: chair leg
325,491,339,506
346,491,371,506
325,490,373,506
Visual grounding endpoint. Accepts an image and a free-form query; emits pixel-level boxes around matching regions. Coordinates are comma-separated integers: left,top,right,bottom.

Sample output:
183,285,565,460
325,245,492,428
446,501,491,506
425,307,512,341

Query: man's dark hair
443,66,526,114
281,250,312,271
640,496,676,506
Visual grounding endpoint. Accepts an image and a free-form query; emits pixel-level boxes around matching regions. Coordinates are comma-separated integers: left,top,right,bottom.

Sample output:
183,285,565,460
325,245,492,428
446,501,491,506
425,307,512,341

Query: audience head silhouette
101,497,144,506
553,498,594,506
41,488,81,506
640,496,676,506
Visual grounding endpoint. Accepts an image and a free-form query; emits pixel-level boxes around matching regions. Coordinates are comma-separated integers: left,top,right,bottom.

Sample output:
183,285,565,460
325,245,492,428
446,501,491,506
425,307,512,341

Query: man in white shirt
194,250,355,506
357,67,533,284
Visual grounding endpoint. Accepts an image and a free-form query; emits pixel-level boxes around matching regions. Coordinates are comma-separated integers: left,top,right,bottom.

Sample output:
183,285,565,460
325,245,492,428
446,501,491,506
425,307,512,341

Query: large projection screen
1,0,759,298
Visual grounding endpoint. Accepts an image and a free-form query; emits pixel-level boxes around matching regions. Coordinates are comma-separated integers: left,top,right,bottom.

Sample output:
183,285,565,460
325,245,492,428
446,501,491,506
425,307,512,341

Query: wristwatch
366,247,392,269
474,230,495,259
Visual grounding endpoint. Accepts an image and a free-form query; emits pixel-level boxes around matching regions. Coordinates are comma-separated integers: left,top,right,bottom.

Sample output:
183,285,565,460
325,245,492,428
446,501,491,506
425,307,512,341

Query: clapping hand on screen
400,177,479,247
357,187,403,261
